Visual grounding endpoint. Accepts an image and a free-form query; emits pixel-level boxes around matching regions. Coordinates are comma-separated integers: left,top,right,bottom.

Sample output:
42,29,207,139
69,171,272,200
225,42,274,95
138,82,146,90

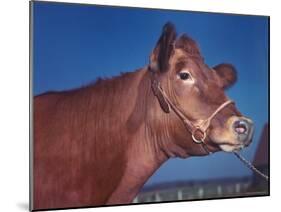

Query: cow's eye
178,71,191,80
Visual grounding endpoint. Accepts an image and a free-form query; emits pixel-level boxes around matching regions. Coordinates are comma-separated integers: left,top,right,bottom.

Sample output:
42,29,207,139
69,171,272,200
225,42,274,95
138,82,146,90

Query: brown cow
33,22,254,210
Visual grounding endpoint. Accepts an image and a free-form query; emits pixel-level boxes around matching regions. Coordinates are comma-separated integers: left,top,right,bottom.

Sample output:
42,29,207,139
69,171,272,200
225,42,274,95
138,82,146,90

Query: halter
151,75,233,155
149,70,269,180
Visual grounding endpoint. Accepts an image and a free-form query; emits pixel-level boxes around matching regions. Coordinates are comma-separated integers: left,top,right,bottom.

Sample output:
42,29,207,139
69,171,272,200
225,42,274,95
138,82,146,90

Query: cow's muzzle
232,117,254,146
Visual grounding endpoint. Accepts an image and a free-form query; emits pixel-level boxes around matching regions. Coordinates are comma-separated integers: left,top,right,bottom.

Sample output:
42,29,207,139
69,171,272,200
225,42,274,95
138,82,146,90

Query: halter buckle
191,127,206,144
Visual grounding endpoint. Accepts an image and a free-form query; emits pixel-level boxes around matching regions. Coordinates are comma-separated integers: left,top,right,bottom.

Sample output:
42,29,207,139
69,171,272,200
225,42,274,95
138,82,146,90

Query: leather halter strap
151,77,234,155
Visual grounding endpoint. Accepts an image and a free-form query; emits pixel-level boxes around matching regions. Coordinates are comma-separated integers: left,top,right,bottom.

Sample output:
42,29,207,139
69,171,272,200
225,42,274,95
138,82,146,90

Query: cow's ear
212,64,237,89
149,22,177,73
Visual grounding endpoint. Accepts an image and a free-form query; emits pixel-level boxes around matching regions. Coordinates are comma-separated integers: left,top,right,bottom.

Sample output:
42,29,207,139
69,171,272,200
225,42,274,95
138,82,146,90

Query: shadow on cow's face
149,23,254,154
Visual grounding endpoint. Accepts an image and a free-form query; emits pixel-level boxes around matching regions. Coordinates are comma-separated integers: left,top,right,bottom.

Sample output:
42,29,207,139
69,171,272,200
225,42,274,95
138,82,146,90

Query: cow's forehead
171,49,208,73
175,34,203,60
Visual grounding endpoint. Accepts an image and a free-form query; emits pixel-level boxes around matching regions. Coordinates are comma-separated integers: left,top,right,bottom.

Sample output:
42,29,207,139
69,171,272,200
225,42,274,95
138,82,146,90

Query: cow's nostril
233,120,248,134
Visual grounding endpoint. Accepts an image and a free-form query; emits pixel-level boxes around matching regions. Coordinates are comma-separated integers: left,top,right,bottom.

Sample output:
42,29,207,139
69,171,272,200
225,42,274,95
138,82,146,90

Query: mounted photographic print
30,1,269,211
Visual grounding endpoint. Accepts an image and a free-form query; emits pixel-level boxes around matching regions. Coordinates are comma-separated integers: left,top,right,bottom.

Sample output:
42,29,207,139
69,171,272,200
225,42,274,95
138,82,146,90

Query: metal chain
234,152,269,181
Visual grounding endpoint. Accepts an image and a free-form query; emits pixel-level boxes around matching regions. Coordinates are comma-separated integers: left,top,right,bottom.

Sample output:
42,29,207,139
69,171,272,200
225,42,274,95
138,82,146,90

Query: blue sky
33,1,269,185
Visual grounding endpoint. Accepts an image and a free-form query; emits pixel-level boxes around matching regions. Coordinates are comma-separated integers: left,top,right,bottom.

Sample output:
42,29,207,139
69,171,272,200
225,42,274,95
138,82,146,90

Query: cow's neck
106,124,169,204
106,68,190,204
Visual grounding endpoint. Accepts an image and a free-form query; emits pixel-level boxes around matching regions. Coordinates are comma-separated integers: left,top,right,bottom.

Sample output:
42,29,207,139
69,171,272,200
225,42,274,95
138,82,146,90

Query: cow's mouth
219,143,248,152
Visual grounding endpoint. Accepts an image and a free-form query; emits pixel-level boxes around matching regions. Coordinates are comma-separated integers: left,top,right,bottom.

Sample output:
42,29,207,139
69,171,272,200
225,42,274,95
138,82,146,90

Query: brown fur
175,34,203,60
34,71,144,208
34,22,244,210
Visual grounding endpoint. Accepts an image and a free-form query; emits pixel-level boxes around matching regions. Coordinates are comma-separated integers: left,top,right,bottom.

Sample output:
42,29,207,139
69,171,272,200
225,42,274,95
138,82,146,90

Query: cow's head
148,23,254,156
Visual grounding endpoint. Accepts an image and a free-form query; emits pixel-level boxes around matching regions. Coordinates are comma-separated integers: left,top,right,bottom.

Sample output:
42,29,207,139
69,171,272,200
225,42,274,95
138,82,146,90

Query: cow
33,22,254,210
